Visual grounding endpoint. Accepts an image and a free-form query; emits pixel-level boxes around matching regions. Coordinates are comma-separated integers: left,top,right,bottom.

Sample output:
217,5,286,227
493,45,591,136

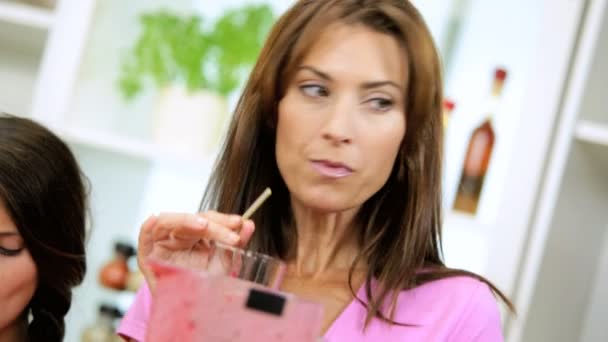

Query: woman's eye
368,98,394,112
299,84,329,98
0,246,24,257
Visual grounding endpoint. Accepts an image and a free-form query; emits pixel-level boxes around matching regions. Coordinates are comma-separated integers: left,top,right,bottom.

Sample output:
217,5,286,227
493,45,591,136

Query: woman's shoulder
395,275,499,317
387,275,503,340
406,275,495,298
328,276,504,341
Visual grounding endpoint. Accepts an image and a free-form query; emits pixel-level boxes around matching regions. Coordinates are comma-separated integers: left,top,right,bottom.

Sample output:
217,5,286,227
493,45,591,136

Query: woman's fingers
200,211,243,230
152,212,207,240
139,211,247,259
237,220,256,248
136,211,255,291
137,214,160,290
138,214,159,261
201,218,241,244
166,214,241,246
153,212,242,248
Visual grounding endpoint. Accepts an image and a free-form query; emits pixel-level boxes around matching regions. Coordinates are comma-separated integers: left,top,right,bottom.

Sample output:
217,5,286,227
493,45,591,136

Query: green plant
118,4,274,100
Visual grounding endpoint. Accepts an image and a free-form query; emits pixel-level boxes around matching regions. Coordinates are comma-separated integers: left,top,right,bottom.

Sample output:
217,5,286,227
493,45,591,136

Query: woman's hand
136,211,255,291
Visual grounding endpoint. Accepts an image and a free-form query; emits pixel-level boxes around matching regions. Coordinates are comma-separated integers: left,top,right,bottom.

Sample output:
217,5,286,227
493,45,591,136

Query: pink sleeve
449,282,504,342
117,283,153,341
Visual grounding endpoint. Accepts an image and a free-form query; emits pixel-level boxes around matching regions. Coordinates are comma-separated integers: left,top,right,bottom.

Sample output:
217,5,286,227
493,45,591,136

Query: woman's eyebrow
297,65,402,91
297,65,332,81
361,80,402,91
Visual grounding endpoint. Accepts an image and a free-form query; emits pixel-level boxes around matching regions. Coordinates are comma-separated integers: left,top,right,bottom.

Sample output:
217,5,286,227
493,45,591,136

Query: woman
120,0,513,340
0,114,88,341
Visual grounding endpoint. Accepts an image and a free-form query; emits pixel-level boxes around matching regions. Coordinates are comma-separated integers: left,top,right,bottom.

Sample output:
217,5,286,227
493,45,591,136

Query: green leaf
116,5,275,101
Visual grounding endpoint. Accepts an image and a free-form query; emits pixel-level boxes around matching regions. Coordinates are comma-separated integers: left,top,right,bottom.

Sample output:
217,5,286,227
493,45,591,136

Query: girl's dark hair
202,0,513,327
0,113,88,341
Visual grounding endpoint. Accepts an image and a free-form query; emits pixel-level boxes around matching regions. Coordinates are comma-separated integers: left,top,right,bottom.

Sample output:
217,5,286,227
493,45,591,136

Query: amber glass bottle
453,68,507,214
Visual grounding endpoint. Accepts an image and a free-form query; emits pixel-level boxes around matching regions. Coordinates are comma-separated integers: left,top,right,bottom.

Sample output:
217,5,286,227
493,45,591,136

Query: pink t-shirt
118,276,503,341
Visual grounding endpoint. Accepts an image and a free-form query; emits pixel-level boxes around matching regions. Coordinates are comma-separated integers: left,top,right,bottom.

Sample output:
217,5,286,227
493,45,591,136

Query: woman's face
276,23,407,212
0,202,37,330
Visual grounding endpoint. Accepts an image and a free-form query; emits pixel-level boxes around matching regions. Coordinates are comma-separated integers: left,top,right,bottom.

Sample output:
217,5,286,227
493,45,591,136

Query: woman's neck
289,197,364,278
0,317,27,342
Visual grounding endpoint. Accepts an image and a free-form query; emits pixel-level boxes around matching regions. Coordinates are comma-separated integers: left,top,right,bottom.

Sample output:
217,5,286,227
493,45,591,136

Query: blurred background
0,0,606,341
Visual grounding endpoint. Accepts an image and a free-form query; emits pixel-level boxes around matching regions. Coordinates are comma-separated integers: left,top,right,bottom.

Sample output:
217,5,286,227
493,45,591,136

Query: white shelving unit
58,126,160,161
442,212,489,276
0,0,52,116
0,1,54,29
2,0,606,341
439,0,587,310
53,124,216,169
507,0,608,340
575,119,608,146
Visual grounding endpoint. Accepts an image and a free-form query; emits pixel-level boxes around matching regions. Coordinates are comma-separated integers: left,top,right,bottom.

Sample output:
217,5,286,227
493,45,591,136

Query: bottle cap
115,242,136,258
99,304,123,318
495,68,508,81
443,99,455,112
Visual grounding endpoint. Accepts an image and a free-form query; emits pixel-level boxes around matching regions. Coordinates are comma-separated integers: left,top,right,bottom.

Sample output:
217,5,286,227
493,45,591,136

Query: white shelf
52,124,216,169
0,57,39,115
442,212,489,275
0,1,54,29
575,120,608,146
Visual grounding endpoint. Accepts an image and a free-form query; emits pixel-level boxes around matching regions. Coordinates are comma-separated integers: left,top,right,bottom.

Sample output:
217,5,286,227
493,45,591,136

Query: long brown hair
0,113,88,341
201,0,514,325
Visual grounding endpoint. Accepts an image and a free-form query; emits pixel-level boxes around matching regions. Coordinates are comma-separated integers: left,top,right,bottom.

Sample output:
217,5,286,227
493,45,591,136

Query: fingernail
229,215,241,225
196,216,208,227
228,233,240,244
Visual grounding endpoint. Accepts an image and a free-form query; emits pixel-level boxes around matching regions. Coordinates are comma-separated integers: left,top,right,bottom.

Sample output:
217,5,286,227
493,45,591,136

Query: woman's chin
308,203,350,214
294,193,360,214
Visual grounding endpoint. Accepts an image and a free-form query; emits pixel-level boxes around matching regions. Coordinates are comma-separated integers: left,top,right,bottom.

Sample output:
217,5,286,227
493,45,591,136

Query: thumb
137,215,158,272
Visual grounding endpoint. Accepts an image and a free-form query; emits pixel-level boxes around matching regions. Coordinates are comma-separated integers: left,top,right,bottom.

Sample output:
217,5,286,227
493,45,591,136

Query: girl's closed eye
0,246,24,257
0,234,25,256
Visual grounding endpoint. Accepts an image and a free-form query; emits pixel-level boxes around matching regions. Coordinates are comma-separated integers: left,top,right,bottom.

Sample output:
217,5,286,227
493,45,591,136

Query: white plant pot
153,86,227,159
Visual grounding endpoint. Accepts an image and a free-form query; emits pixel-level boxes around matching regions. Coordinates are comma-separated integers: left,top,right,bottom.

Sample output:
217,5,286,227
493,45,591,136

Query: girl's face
0,201,37,331
276,23,407,212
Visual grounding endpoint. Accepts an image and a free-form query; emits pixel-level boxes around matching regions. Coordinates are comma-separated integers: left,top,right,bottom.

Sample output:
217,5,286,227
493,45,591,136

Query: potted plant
117,5,274,157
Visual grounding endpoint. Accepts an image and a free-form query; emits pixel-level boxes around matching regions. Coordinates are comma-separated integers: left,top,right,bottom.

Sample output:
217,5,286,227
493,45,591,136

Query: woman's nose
320,98,355,145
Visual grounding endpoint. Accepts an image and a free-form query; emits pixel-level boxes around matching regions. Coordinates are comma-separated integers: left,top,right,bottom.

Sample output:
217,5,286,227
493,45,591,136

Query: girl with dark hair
0,113,88,341
120,1,514,340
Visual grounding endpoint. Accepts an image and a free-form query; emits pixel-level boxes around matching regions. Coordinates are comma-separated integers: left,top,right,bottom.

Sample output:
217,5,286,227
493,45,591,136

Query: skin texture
0,202,37,341
275,23,407,333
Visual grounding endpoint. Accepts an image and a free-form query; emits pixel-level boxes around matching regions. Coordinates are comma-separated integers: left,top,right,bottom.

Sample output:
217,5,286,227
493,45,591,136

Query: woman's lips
311,160,354,178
